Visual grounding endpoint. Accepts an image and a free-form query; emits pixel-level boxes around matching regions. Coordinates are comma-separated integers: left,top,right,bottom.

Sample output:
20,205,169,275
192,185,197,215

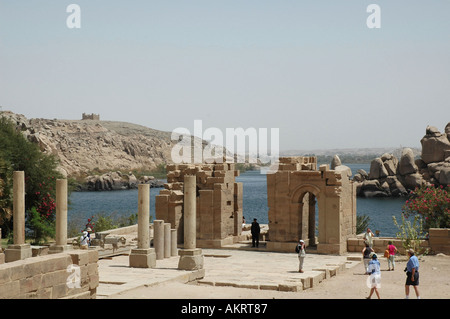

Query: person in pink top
387,240,398,271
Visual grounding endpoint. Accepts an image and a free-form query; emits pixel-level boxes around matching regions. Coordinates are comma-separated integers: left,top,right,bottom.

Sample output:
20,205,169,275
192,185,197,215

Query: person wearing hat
405,249,420,299
366,252,381,299
80,231,90,249
296,239,306,273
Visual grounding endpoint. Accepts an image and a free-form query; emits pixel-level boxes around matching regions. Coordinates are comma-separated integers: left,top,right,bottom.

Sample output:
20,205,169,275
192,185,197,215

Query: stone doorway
266,156,356,255
296,191,318,247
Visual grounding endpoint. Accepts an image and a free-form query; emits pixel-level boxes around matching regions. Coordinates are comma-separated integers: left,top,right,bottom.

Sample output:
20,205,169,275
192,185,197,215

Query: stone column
153,220,164,260
178,175,203,270
129,184,156,268
171,229,178,257
5,171,32,262
50,179,72,253
164,223,171,258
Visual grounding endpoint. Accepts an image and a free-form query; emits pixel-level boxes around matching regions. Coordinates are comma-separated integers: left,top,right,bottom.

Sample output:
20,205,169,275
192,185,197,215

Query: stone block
88,249,99,264
308,271,325,287
70,251,90,266
313,267,331,279
19,274,43,294
0,266,12,285
51,283,69,299
129,248,156,268
235,282,259,289
23,260,43,278
32,245,50,256
41,254,72,273
278,282,303,292
260,283,279,291
42,270,69,288
4,244,32,263
0,280,20,299
178,248,204,270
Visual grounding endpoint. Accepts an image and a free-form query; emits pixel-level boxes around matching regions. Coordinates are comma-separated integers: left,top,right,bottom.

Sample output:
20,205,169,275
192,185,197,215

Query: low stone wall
0,249,98,299
428,228,450,254
346,230,450,255
347,237,414,255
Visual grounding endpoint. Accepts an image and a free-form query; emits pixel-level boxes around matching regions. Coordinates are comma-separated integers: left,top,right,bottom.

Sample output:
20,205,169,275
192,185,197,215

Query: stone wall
0,250,98,299
428,228,450,254
346,232,450,255
347,237,415,255
267,156,357,255
155,162,244,248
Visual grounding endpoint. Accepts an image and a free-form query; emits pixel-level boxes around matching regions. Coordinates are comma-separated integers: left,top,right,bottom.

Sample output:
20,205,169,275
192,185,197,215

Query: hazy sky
1,1,449,152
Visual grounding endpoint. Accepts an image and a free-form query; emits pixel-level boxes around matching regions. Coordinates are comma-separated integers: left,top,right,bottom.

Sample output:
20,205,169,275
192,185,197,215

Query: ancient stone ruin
82,113,100,120
266,156,357,255
155,162,244,248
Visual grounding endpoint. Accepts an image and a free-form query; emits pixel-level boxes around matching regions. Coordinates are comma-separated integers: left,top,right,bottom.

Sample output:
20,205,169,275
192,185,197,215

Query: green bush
0,116,63,239
402,184,450,231
26,207,55,245
393,213,428,255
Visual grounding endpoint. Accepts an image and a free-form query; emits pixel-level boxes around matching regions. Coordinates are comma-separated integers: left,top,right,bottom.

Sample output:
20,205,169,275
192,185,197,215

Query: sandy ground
111,254,450,300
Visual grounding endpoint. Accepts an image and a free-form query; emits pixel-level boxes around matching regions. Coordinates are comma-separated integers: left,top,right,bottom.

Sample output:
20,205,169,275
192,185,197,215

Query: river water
68,163,406,237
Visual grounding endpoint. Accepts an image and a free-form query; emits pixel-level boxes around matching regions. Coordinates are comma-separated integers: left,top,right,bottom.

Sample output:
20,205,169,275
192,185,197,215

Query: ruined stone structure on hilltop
155,162,244,248
82,113,100,120
266,156,357,255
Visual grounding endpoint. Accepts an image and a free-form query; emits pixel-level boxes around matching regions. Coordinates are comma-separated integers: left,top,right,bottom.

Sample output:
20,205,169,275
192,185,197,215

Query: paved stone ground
96,244,362,299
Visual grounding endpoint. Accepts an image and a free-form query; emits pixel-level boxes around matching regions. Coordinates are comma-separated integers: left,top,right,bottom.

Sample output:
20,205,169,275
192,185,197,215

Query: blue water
68,163,406,237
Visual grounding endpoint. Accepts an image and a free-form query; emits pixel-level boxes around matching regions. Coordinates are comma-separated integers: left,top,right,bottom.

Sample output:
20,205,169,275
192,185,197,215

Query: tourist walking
366,253,381,299
405,249,420,299
387,240,398,271
362,242,374,273
296,239,306,273
364,228,374,247
251,218,260,248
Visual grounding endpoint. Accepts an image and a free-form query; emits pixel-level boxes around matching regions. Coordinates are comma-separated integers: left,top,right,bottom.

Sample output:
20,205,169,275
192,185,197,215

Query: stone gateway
266,156,357,255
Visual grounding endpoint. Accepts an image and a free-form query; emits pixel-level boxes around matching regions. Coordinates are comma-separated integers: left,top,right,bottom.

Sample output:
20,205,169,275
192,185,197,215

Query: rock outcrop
1,111,175,177
80,171,164,191
353,122,450,197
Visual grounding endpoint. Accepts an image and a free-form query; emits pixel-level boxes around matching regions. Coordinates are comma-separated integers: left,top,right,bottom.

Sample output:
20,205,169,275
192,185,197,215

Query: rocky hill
351,123,450,197
1,111,175,178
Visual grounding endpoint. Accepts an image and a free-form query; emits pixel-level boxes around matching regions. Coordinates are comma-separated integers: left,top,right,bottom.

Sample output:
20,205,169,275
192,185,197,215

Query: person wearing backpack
80,231,90,249
296,239,306,273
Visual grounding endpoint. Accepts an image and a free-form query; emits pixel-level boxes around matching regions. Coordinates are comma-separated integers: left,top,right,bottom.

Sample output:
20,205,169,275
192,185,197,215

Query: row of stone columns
4,171,203,271
129,177,203,271
153,220,177,260
128,184,180,268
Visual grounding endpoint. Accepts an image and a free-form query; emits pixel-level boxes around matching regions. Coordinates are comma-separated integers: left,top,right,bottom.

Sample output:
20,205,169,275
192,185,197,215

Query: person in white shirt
296,239,306,273
366,252,381,299
80,231,90,249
